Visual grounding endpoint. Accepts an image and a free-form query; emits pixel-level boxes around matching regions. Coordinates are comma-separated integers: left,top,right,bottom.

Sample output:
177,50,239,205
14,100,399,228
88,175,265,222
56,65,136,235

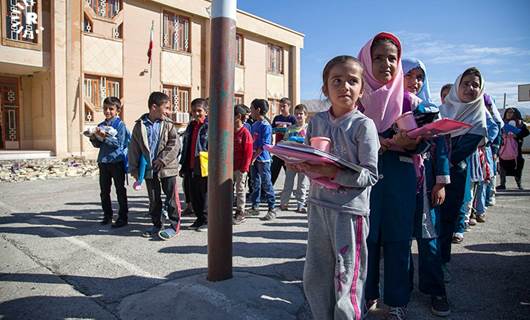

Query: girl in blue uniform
402,58,451,317
438,67,488,279
358,33,426,320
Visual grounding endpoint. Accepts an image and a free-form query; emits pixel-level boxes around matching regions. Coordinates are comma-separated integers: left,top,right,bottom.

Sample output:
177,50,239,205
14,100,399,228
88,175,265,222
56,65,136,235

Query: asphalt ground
0,156,529,319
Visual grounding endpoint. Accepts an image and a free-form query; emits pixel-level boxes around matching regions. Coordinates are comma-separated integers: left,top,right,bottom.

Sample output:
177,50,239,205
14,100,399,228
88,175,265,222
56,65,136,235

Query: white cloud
484,81,530,107
397,31,530,66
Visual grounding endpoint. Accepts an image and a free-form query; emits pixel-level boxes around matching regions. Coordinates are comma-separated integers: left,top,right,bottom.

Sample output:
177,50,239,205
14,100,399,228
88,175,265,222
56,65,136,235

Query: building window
236,34,244,66
267,44,283,74
162,85,191,123
83,75,122,122
85,0,122,19
5,0,39,44
234,94,244,105
162,11,190,53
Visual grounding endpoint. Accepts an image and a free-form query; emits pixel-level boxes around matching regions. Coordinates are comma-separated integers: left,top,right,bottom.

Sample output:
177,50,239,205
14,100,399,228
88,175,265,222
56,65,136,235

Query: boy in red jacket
233,104,254,224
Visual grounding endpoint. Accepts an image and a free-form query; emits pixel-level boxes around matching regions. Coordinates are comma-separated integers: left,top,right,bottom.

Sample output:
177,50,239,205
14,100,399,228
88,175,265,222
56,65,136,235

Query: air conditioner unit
176,112,190,124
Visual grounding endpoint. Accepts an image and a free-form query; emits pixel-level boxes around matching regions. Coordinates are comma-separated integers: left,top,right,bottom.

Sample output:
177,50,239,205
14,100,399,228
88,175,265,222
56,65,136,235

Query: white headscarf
439,70,487,137
485,94,504,129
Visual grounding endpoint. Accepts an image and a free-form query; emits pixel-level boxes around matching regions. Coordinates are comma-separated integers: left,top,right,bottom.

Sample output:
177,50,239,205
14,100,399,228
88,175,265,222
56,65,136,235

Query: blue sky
238,0,530,111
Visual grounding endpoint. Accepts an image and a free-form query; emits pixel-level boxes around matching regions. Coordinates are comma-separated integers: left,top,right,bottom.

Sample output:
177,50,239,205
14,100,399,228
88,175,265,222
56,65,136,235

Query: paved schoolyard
0,157,529,319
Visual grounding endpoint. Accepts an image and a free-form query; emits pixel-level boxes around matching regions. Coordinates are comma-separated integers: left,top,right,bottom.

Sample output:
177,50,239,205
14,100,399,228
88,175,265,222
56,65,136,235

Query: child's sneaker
141,226,161,238
386,306,407,320
233,211,247,225
468,217,477,226
111,218,128,228
260,208,277,221
365,299,378,313
431,295,450,317
280,204,288,211
476,214,486,223
188,218,203,230
362,299,378,318
158,226,179,240
247,207,260,216
195,222,208,232
100,216,112,225
452,233,464,244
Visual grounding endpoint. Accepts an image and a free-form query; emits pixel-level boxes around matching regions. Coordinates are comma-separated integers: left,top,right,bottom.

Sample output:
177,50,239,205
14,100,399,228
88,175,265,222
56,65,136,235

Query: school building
0,0,304,158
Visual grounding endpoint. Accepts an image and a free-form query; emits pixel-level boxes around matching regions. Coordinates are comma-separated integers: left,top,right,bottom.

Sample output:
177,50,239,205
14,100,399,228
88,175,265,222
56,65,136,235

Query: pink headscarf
358,32,404,133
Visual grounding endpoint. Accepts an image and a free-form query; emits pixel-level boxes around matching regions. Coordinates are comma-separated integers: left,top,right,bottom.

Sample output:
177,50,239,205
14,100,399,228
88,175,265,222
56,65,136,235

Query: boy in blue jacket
89,97,130,228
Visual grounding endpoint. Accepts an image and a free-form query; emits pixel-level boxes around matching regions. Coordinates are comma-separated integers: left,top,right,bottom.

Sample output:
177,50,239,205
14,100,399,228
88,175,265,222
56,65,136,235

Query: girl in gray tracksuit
297,55,379,320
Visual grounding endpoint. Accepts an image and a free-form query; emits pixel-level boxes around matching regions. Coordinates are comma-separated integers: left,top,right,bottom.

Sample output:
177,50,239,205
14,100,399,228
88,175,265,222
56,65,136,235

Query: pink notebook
265,143,361,189
265,144,336,166
407,118,472,139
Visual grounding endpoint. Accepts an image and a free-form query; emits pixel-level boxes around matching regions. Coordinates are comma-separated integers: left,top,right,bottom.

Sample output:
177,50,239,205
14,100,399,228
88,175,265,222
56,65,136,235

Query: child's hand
393,130,420,150
379,137,392,153
95,127,107,138
153,159,165,171
431,183,446,206
298,162,338,179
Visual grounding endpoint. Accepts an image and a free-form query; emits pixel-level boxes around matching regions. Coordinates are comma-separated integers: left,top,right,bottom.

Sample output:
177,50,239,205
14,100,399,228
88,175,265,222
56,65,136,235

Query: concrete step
0,150,54,160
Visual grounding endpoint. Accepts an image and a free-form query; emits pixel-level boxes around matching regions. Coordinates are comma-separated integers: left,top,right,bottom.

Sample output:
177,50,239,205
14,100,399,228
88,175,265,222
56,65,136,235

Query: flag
147,22,154,64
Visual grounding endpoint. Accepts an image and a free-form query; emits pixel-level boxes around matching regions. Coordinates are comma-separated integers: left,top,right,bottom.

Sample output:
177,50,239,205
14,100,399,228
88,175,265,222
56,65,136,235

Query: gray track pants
303,204,369,320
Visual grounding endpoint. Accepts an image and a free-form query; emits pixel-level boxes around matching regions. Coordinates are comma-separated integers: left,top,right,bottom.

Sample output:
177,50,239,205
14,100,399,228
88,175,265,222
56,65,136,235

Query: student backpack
499,133,518,161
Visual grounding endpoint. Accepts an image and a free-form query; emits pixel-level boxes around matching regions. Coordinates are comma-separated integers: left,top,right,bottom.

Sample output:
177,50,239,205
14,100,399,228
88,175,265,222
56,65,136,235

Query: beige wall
241,32,267,105
31,71,53,150
0,46,47,70
190,18,204,100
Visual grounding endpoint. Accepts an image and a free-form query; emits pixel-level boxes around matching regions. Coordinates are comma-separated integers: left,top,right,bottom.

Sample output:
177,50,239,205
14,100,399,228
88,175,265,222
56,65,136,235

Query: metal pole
503,92,506,112
149,20,154,93
207,0,236,281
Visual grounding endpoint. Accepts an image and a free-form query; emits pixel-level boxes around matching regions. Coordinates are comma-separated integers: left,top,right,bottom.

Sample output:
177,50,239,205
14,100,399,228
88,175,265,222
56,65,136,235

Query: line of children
86,34,521,320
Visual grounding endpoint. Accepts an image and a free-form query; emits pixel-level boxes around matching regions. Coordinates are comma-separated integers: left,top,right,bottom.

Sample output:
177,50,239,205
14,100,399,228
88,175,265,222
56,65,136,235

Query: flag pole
207,0,237,282
149,20,154,93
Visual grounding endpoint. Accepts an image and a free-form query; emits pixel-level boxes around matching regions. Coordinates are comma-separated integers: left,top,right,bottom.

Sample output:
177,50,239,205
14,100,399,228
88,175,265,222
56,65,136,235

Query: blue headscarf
402,58,432,103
